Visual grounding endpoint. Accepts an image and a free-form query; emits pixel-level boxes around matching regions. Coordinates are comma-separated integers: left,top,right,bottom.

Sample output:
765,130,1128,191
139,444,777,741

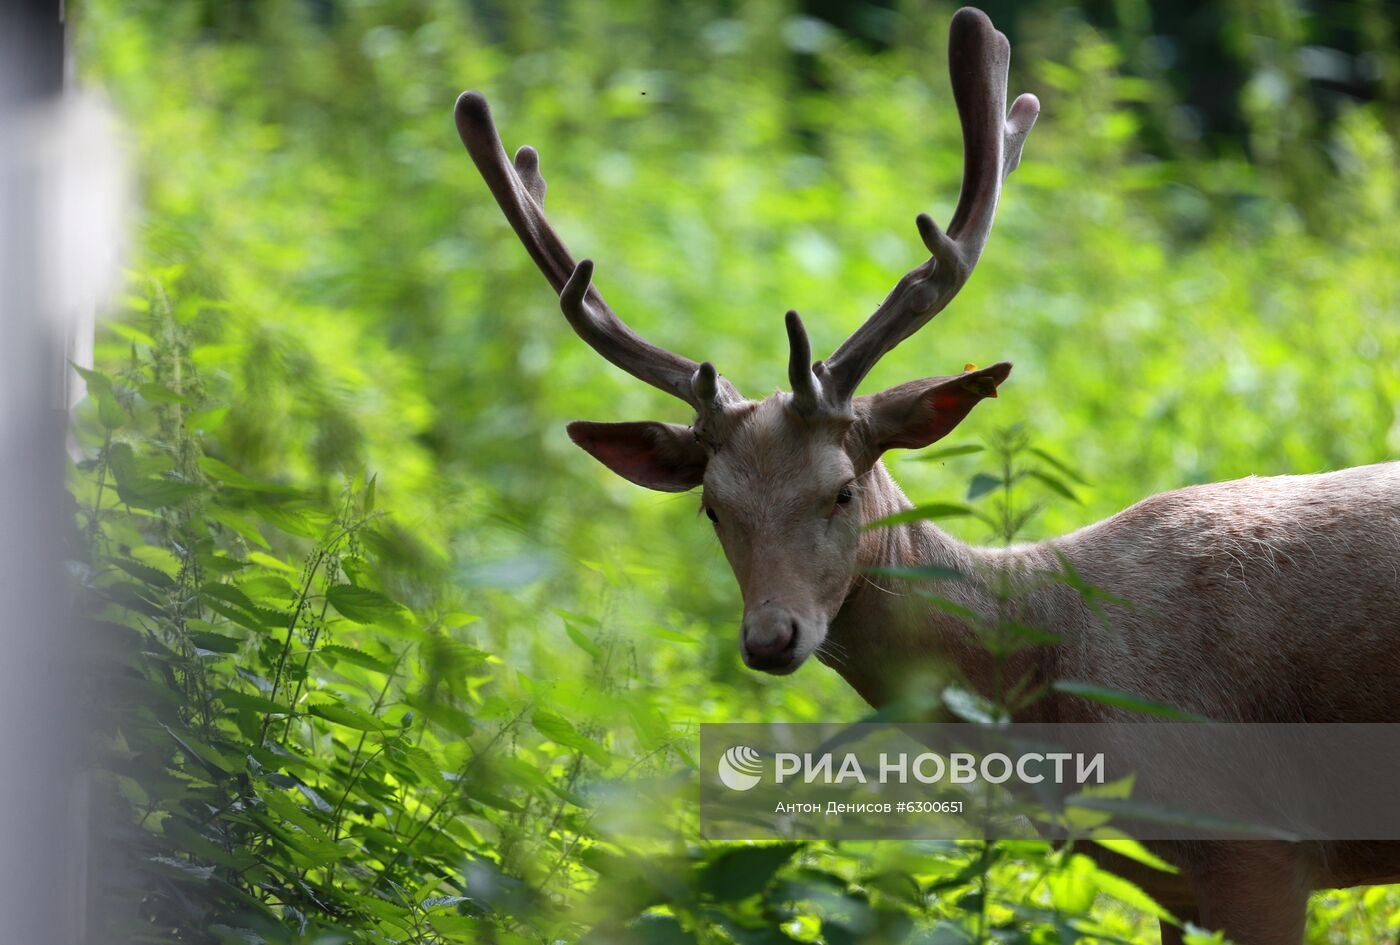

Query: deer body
456,7,1400,939
834,457,1400,727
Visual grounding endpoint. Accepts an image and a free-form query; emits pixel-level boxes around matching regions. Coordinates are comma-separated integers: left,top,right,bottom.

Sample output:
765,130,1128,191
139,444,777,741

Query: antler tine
454,91,740,415
819,8,1039,405
785,310,831,417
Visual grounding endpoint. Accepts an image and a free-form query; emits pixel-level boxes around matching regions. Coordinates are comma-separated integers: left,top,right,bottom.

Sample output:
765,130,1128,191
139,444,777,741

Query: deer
454,7,1400,942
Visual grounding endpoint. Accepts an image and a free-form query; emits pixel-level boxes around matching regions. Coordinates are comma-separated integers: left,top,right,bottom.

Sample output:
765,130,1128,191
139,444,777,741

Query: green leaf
1051,680,1209,721
420,895,472,911
110,556,175,588
138,382,193,405
188,630,242,654
966,473,1002,500
531,708,609,764
202,582,259,613
699,843,802,901
641,625,700,644
327,584,409,626
206,505,269,548
317,644,395,674
96,390,127,430
215,688,289,715
564,622,603,659
295,782,334,813
307,700,389,731
200,456,293,493
1027,469,1081,504
250,502,328,539
864,503,976,529
246,550,297,573
116,477,201,510
163,724,237,774
107,322,156,347
1087,830,1180,874
71,363,112,394
912,443,985,462
1029,446,1089,485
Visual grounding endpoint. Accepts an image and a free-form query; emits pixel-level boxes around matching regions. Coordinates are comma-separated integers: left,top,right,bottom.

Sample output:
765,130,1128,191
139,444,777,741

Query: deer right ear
858,362,1012,455
566,421,708,493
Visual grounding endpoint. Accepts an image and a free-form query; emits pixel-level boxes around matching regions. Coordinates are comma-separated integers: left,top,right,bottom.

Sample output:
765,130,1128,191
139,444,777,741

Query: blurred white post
0,2,126,942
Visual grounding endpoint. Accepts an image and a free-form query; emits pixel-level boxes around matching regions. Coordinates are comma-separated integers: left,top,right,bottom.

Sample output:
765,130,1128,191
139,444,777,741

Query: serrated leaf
163,724,236,774
202,582,259,613
307,700,389,731
420,896,472,910
110,556,175,588
317,644,394,674
327,584,409,625
215,688,289,715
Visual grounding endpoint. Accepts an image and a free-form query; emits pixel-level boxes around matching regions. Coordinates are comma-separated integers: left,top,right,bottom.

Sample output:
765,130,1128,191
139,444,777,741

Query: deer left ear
858,362,1012,453
566,420,708,493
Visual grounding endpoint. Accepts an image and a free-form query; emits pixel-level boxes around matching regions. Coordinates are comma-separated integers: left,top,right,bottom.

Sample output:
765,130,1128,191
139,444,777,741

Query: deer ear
859,362,1011,453
566,421,708,493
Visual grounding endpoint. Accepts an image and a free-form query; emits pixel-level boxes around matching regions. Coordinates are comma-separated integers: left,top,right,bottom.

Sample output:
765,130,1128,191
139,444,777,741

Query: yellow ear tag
964,362,978,372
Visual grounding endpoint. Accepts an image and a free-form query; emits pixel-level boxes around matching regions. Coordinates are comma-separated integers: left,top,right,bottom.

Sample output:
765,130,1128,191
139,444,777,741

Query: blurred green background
71,0,1400,942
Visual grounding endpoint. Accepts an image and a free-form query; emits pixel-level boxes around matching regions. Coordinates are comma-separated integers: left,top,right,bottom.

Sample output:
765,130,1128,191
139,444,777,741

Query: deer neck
822,460,1058,718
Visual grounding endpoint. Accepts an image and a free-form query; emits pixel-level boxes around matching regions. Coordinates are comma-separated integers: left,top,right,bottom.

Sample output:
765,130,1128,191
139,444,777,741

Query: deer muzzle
741,603,809,674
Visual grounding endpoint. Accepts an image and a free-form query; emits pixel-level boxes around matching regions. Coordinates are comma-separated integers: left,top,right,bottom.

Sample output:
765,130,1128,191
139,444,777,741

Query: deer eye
704,506,719,524
835,485,855,507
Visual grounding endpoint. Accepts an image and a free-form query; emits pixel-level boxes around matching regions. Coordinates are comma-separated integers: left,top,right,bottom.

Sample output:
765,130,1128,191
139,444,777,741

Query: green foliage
72,0,1400,942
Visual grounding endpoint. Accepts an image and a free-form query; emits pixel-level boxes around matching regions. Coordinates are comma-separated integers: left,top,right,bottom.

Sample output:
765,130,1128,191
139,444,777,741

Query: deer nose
741,605,800,672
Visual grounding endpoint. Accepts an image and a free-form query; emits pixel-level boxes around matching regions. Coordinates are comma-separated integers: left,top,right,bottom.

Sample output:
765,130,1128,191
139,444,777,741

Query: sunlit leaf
327,584,410,626
865,503,976,529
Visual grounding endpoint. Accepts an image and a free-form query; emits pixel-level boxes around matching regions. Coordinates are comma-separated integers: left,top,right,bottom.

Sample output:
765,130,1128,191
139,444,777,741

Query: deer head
456,7,1038,675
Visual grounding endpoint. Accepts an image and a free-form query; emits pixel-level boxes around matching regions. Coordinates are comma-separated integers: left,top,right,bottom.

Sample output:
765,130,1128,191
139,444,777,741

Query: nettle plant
72,279,1183,945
